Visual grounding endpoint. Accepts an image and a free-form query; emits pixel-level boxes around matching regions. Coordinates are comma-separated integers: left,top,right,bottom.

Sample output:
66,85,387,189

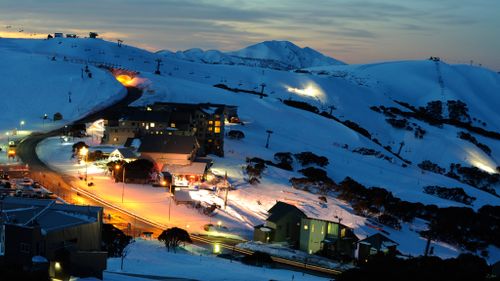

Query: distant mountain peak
158,40,345,70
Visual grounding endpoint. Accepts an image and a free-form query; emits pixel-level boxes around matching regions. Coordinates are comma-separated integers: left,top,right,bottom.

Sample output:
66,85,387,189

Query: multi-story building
103,103,237,157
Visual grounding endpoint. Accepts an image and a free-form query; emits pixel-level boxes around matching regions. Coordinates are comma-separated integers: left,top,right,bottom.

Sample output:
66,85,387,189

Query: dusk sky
1,0,499,70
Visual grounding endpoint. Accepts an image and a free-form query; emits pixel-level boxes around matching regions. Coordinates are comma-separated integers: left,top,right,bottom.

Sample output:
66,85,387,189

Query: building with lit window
0,197,106,280
102,103,237,157
300,217,359,258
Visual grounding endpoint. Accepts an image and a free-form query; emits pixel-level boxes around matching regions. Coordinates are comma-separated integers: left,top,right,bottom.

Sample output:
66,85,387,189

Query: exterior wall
272,212,302,245
140,152,193,167
253,227,273,243
103,128,136,145
300,218,327,254
4,224,44,266
44,221,102,260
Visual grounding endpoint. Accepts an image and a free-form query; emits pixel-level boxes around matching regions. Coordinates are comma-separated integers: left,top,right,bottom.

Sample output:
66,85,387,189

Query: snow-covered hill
2,37,499,261
0,39,125,140
158,40,345,70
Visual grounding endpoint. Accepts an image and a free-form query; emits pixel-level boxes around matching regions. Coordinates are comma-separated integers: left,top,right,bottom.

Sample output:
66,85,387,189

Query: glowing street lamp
115,164,126,203
213,243,221,254
79,146,88,182
20,120,25,130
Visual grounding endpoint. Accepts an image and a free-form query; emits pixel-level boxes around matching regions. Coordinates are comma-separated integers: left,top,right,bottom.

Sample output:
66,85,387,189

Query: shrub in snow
418,160,446,174
101,223,132,257
273,152,294,171
245,157,266,185
447,100,471,123
282,99,319,114
377,213,401,230
457,131,492,156
385,118,409,129
294,151,329,167
423,185,476,205
158,227,192,253
227,130,245,140
341,120,372,139
53,112,63,121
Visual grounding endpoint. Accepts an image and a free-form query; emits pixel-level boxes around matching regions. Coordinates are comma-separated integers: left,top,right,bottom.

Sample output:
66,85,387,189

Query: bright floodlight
286,82,325,101
79,146,88,156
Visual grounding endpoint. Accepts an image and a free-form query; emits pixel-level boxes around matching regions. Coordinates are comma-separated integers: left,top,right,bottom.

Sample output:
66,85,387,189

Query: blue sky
1,0,499,69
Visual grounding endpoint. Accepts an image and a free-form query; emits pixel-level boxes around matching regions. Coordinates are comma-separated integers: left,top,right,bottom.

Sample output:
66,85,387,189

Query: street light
115,164,126,203
79,146,88,182
43,114,48,129
20,120,25,130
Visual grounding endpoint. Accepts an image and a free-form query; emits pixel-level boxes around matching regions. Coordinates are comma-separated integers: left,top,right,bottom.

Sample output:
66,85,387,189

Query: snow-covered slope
4,37,499,261
0,39,125,137
158,40,345,70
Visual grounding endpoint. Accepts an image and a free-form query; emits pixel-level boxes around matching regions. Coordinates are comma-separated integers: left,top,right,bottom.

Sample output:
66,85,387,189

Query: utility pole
223,171,229,210
155,58,162,75
328,105,336,115
335,215,343,255
121,165,126,203
259,83,266,99
265,130,273,149
397,141,405,156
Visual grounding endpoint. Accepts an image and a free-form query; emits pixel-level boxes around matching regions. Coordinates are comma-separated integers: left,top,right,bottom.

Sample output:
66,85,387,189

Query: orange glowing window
214,121,221,126
214,127,221,133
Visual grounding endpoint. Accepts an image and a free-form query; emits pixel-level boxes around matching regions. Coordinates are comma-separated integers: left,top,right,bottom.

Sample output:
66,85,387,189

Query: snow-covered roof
162,162,207,175
110,148,137,159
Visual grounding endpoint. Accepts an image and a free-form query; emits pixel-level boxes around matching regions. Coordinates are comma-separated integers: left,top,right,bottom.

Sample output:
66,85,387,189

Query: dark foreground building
0,197,106,280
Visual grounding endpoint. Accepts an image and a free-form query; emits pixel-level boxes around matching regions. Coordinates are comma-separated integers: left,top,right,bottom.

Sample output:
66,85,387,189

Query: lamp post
115,164,126,203
43,114,48,129
265,130,273,149
20,120,25,131
79,146,88,182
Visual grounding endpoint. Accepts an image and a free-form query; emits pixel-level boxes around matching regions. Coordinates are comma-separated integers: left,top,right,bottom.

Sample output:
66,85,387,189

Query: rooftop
0,197,101,233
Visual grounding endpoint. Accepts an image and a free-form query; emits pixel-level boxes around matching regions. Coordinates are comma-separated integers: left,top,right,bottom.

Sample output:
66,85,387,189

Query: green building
300,217,358,258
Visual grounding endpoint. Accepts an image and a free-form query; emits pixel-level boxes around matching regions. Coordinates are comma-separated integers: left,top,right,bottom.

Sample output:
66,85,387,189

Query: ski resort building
0,197,106,280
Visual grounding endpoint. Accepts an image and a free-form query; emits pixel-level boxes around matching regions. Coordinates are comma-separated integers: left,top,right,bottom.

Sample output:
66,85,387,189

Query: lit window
214,127,221,133
304,224,308,230
150,122,155,128
215,121,221,126
208,121,213,125
312,224,315,232
170,123,176,128
208,127,213,131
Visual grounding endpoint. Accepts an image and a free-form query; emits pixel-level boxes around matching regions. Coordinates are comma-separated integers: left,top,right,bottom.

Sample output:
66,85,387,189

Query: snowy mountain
1,37,499,262
158,40,345,70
